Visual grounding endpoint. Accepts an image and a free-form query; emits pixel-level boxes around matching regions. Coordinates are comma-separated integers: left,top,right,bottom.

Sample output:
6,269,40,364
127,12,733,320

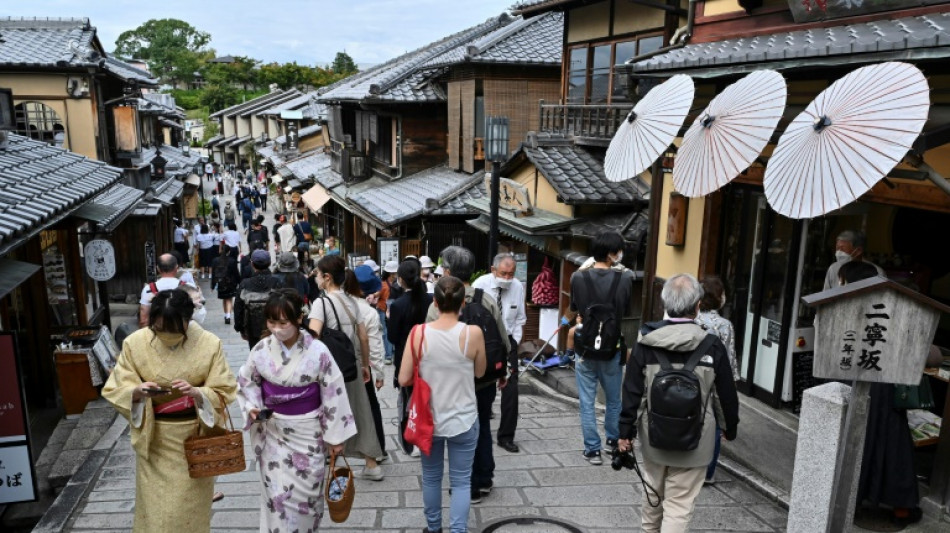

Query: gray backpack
241,288,271,339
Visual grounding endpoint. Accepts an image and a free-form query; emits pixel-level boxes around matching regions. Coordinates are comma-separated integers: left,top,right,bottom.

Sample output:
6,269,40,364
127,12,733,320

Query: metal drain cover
482,517,584,533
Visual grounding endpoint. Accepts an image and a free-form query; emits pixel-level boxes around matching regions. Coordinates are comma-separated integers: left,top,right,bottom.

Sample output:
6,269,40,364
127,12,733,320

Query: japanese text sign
0,334,26,442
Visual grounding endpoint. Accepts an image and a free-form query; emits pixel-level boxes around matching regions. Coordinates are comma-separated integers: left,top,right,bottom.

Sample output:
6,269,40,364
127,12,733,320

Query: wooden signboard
666,193,688,246
803,276,950,386
378,238,399,268
0,333,38,504
483,176,532,215
112,106,139,153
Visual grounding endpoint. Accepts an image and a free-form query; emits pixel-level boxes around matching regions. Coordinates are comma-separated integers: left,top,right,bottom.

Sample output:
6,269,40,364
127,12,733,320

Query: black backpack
316,297,359,382
240,286,271,340
576,270,624,360
647,335,718,451
460,289,508,383
247,229,266,251
213,258,234,291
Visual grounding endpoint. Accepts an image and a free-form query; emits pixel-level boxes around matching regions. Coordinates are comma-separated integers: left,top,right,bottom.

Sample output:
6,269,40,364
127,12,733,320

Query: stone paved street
62,277,790,532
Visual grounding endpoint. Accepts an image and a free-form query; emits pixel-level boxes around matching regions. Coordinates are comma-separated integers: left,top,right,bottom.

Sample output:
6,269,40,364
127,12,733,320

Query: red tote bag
403,325,434,456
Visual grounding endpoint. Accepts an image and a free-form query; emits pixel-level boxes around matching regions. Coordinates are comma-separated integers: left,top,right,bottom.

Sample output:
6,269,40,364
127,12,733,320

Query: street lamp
485,116,509,264
152,149,167,180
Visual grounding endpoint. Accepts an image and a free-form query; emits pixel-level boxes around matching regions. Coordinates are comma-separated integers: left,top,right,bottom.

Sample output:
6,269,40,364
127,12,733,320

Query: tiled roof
346,166,484,225
72,183,144,232
282,150,331,183
631,12,950,75
434,179,486,216
0,134,121,252
425,12,562,68
225,135,252,148
238,90,303,117
160,144,201,170
311,164,344,190
317,14,514,103
256,143,286,167
511,143,648,204
510,0,572,14
150,177,184,205
275,123,321,145
259,92,326,119
0,18,157,85
140,93,181,116
210,90,289,118
204,134,225,148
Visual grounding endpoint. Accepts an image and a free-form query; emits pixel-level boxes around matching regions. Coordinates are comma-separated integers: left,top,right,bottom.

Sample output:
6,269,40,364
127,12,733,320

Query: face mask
269,325,297,342
835,250,852,263
153,331,184,348
611,251,624,265
496,277,513,290
192,306,207,324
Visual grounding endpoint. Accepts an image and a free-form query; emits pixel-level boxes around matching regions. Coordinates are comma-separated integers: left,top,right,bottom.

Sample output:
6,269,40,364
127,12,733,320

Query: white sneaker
359,466,384,481
410,447,420,458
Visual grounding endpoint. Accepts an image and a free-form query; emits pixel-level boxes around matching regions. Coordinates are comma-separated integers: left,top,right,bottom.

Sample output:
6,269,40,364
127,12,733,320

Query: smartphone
257,409,274,421
142,387,171,396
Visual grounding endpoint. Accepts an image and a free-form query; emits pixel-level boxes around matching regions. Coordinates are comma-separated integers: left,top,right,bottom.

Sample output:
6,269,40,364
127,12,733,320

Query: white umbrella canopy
673,70,787,198
604,74,694,183
764,62,930,219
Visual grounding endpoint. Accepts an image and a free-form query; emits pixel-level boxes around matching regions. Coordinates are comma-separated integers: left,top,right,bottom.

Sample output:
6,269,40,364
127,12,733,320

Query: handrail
538,100,633,139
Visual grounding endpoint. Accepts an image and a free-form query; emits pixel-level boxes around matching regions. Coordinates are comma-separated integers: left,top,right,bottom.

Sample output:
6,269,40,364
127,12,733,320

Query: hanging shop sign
484,177,533,215
84,239,116,282
378,238,399,268
514,253,528,284
0,333,37,504
286,121,299,152
144,241,157,280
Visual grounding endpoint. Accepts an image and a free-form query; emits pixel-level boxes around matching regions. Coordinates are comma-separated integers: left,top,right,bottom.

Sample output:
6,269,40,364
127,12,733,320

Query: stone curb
31,416,127,533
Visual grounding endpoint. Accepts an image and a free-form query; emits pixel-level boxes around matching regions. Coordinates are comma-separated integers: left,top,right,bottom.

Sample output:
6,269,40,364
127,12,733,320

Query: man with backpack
234,249,281,350
426,246,510,504
138,253,192,327
241,195,255,230
568,230,635,466
473,253,527,454
617,274,739,533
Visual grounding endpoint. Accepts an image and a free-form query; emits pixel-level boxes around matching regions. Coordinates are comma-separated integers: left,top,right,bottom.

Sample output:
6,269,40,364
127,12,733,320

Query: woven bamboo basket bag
324,451,355,522
183,391,244,478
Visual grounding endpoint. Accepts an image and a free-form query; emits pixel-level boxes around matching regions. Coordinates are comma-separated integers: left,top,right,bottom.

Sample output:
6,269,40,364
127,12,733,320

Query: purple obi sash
262,381,321,416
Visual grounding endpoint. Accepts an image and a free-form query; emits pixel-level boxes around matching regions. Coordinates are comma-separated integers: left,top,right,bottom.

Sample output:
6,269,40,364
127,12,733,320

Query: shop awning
463,198,574,232
302,186,332,212
466,215,550,249
0,259,41,300
72,184,145,232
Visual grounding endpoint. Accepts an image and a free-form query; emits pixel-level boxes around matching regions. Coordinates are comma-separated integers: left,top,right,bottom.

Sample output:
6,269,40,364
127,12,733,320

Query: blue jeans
421,421,479,533
378,309,393,360
707,423,721,481
575,353,622,454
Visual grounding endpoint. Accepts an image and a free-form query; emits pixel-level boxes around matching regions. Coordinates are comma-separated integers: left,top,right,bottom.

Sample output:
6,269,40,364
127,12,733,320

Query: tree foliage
331,52,358,76
202,56,260,90
200,83,241,113
115,19,211,85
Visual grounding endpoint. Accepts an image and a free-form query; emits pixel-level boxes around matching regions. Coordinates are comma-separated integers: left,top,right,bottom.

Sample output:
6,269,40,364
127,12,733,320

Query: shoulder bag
403,325,434,456
183,391,244,478
317,297,359,382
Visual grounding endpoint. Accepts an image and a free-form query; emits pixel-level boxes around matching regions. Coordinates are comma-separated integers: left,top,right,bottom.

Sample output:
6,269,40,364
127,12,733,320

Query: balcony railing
538,101,634,144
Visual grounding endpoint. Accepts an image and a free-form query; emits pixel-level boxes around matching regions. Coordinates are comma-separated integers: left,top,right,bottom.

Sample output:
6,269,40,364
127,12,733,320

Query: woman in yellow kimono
103,288,237,533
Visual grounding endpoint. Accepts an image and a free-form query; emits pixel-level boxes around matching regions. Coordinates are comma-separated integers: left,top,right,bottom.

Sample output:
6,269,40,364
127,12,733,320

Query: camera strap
630,455,662,507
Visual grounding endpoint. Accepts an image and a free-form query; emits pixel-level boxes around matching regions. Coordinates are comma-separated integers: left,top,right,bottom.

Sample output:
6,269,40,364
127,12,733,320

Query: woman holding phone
103,288,237,533
238,289,356,531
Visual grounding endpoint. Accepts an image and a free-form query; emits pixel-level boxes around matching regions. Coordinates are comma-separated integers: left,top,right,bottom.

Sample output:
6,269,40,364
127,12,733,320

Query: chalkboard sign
144,241,157,280
791,351,826,414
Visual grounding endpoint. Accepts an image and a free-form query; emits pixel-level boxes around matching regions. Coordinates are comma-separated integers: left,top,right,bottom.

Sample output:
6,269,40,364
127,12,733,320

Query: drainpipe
905,153,950,197
625,0,698,66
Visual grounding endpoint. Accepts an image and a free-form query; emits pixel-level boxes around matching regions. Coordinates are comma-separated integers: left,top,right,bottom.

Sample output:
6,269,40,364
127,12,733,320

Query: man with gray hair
428,246,510,504
823,229,884,290
617,274,739,533
473,253,527,453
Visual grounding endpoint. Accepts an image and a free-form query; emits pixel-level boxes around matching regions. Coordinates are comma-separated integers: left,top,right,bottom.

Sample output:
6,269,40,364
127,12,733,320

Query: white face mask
192,306,207,324
269,324,297,342
495,277,513,290
611,251,624,265
835,250,852,263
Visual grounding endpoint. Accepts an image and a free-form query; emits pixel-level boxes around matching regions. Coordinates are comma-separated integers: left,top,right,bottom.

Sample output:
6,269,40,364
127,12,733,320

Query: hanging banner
84,239,116,281
144,241,157,280
0,333,38,504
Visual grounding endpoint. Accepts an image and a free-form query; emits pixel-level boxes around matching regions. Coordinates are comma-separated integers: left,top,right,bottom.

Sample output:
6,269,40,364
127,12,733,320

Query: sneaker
410,447,420,458
384,358,393,365
359,466,384,481
470,488,482,504
584,450,603,465
224,317,231,325
479,481,493,495
704,476,716,486
376,452,389,463
605,439,618,455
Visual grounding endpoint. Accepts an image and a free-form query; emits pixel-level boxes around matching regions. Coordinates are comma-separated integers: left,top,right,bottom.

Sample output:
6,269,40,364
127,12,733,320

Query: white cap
434,265,444,276
383,260,399,273
419,255,436,269
363,259,380,273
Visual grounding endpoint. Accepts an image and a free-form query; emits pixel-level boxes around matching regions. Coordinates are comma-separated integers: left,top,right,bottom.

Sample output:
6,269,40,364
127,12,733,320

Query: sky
9,0,520,66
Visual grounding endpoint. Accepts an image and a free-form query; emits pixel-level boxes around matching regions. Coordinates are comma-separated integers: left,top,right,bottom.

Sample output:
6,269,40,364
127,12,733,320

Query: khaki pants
640,457,706,533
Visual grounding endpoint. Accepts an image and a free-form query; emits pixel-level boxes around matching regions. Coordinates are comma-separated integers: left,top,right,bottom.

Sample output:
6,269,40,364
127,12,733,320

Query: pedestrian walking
236,289,356,532
368,260,394,364
618,274,739,533
221,222,242,258
399,275,487,533
173,218,190,267
204,161,214,182
102,288,237,533
225,171,234,195
259,182,268,213
350,265,388,460
234,250,282,350
195,224,216,280
211,193,220,218
212,249,241,325
307,255,385,480
241,194,254,231
473,253,527,454
223,200,236,229
272,252,309,302
277,215,297,254
389,260,432,381
569,230,634,465
216,172,224,195
138,253,192,328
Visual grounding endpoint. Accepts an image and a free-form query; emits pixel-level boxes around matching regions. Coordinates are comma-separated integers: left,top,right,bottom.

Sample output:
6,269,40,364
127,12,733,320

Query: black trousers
497,336,519,443
365,381,387,454
472,384,497,490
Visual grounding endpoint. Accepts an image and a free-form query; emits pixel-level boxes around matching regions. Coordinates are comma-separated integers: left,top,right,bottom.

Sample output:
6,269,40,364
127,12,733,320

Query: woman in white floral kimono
237,288,357,532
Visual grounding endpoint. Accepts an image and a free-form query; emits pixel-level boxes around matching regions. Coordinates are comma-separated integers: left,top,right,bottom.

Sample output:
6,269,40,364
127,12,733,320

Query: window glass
590,45,612,104
638,35,664,56
567,47,588,104
15,102,64,145
612,41,638,102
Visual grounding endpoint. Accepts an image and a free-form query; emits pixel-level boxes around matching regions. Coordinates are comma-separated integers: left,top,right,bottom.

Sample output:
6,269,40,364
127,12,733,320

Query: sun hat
354,265,382,295
419,255,436,269
383,260,399,274
276,252,299,273
362,259,380,273
251,249,271,268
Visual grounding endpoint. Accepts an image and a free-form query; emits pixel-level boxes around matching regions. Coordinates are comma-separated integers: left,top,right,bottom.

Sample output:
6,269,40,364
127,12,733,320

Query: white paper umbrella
673,70,787,198
764,62,930,219
604,74,694,183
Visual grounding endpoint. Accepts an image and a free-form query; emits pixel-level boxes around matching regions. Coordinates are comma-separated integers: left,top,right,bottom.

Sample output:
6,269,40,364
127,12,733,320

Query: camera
611,450,637,471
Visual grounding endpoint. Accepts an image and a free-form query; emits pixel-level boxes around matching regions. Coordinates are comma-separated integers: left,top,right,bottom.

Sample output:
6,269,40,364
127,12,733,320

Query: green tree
331,51,358,76
202,55,260,90
200,83,241,113
115,19,211,85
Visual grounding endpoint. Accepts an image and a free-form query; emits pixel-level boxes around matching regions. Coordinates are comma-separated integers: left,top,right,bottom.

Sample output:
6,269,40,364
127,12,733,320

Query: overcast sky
11,0,519,66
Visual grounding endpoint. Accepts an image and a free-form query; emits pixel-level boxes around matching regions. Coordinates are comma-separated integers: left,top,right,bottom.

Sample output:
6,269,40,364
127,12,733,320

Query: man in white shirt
173,218,190,266
276,215,297,254
822,230,885,290
139,254,193,327
204,161,214,181
473,253,527,453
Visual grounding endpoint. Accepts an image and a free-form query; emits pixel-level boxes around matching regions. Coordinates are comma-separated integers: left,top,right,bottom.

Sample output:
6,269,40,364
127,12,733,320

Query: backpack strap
473,288,484,305
683,334,718,373
149,282,159,295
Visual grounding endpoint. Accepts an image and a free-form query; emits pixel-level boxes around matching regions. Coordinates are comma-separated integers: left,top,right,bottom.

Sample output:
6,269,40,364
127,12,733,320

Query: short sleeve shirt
139,277,185,306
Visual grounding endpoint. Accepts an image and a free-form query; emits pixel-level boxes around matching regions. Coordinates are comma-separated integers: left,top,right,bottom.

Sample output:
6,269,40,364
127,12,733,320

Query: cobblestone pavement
64,181,790,532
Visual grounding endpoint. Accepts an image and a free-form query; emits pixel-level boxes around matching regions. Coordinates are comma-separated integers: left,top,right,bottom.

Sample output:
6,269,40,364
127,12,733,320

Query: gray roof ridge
239,90,304,116
368,13,513,95
465,14,533,58
0,16,91,30
435,169,486,205
211,89,288,118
